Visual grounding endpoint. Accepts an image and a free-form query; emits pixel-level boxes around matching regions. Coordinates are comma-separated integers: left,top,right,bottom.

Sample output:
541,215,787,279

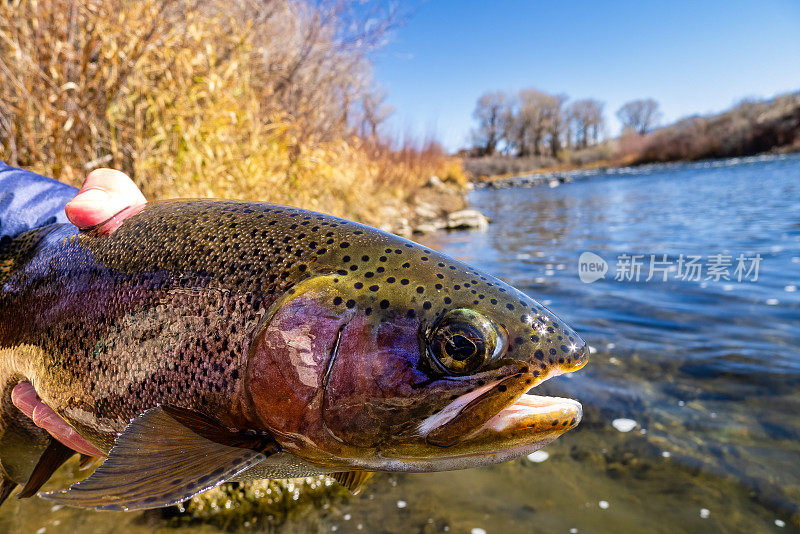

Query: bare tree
567,99,605,148
357,87,393,139
617,98,661,135
471,91,508,156
545,93,567,157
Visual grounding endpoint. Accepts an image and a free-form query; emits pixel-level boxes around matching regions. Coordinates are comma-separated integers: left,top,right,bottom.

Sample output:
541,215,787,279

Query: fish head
246,233,588,472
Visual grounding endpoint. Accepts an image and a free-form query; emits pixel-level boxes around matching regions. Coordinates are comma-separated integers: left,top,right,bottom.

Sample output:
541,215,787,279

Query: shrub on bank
0,0,463,226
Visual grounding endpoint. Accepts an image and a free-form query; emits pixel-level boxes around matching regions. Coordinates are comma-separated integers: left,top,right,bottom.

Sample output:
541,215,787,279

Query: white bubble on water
598,501,609,510
606,343,616,350
612,418,637,432
588,345,597,354
785,285,797,292
527,450,549,463
609,357,620,364
723,284,734,291
775,519,786,527
570,529,579,534
471,529,487,534
343,514,351,521
700,508,710,519
396,500,407,509
662,451,671,458
766,298,779,305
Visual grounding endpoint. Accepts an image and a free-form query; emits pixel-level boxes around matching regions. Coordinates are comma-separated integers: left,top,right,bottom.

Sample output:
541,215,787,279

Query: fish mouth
417,359,586,464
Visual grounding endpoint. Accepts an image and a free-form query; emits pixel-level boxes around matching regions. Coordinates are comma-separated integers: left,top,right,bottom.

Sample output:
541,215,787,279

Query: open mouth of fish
416,360,586,465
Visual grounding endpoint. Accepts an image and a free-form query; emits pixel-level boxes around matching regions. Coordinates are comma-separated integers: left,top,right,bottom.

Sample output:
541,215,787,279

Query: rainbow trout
0,200,588,510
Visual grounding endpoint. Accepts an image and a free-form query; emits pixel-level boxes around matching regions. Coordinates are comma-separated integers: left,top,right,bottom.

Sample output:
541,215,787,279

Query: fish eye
427,309,506,375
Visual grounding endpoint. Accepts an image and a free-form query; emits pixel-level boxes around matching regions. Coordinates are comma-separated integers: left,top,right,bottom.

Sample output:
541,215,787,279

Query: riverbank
472,152,800,190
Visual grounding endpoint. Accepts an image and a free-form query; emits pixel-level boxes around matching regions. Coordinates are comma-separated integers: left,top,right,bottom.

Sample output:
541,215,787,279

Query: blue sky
370,0,800,152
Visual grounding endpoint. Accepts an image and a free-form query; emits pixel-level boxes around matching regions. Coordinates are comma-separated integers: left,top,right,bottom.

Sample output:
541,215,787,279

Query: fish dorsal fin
42,406,277,510
331,471,374,494
18,439,76,498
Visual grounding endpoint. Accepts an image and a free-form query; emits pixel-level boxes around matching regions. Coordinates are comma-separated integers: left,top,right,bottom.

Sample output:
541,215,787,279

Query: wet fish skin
0,199,588,505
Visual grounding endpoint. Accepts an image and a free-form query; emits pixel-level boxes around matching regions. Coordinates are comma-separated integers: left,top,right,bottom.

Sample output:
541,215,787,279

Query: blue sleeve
0,161,78,239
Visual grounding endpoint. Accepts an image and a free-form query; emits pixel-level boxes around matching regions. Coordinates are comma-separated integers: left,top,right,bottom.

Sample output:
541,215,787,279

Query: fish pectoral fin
0,476,16,507
18,439,76,498
77,454,101,471
41,406,277,511
331,471,374,494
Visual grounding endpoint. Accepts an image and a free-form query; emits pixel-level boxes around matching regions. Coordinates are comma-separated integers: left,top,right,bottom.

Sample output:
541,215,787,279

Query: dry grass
0,0,463,226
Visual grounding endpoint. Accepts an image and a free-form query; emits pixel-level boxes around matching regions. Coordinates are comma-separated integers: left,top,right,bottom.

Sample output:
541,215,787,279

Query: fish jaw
381,362,585,471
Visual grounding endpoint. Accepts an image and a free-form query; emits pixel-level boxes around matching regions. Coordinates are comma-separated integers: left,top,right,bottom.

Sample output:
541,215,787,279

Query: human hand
12,168,147,457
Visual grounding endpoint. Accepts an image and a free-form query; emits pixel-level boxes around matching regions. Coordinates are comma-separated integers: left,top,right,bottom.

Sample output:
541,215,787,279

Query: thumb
65,169,147,229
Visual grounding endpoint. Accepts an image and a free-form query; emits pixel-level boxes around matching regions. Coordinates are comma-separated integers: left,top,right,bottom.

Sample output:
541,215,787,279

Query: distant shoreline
471,151,800,190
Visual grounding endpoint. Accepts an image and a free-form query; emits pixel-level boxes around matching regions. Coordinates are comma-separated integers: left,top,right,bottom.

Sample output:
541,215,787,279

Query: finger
31,403,104,457
65,168,147,229
11,382,39,419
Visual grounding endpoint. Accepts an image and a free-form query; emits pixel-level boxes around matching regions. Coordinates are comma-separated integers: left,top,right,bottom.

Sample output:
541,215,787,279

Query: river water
1,154,798,533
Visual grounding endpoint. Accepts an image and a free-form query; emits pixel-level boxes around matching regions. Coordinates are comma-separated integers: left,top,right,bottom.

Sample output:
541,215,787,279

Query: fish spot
416,286,424,294
354,282,363,289
506,303,515,311
333,297,343,305
369,285,379,292
400,279,410,285
340,242,350,248
386,277,396,283
534,350,544,360
423,301,432,310
444,297,452,304
346,299,356,308
380,299,390,309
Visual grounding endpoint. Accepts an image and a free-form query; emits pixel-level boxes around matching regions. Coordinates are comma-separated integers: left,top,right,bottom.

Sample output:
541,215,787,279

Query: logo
578,251,608,283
